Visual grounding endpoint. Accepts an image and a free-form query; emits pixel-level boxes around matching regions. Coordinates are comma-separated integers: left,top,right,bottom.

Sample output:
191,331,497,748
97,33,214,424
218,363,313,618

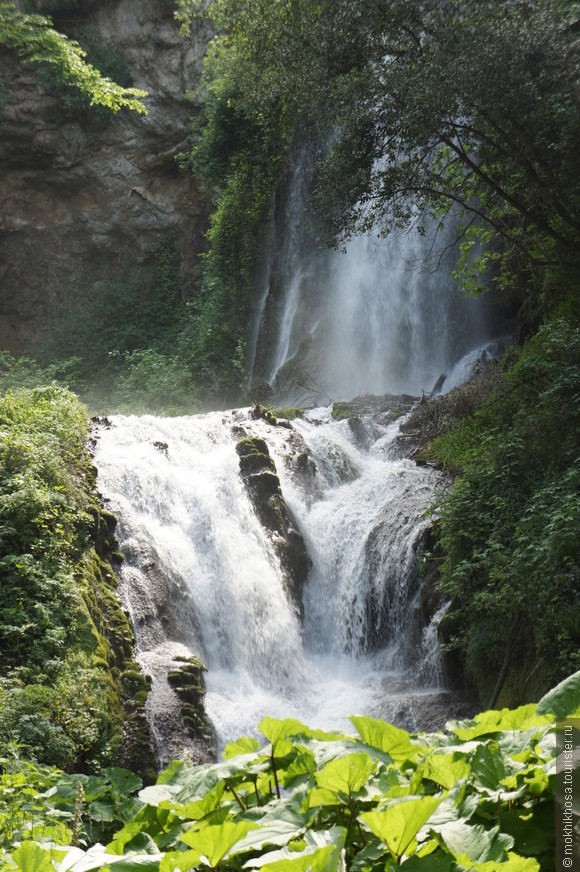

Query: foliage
432,317,580,703
112,351,198,416
0,755,143,854
0,387,128,769
173,18,295,400
177,0,580,345
2,671,579,871
35,239,199,414
35,26,132,127
0,3,146,113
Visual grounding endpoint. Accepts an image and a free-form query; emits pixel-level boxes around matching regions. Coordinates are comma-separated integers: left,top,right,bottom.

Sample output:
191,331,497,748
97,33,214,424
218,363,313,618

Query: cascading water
251,146,503,403
94,403,468,766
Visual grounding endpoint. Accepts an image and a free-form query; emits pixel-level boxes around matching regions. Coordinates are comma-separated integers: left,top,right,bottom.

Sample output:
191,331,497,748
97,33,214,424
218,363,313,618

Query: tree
181,0,580,311
0,2,147,113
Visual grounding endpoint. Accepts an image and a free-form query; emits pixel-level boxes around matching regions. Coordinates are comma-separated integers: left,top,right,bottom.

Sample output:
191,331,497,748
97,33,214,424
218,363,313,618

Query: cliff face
0,0,210,353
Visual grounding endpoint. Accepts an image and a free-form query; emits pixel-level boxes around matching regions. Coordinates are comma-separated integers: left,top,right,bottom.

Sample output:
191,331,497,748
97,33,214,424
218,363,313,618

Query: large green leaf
259,718,307,748
140,755,267,807
57,846,162,872
103,768,144,798
11,842,54,872
447,706,553,742
223,737,261,759
469,852,540,871
315,753,375,797
420,754,470,790
535,670,580,718
361,795,444,859
244,827,347,870
435,821,513,863
179,819,258,865
398,853,461,871
349,716,419,763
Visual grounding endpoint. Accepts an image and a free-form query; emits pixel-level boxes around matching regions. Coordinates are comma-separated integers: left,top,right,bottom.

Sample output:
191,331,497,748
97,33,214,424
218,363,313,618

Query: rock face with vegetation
0,385,156,778
0,0,210,354
235,435,311,618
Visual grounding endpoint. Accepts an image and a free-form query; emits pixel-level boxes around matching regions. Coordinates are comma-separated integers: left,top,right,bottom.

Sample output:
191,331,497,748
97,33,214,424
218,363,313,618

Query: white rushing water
251,143,498,401
94,405,463,766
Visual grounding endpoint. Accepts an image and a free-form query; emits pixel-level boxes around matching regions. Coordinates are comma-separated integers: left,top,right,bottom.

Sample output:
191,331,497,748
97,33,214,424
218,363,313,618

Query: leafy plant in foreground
2,670,578,872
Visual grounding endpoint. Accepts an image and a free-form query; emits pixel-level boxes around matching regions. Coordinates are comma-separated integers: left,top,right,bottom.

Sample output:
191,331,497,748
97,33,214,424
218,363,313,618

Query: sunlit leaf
179,819,258,865
535,670,580,719
349,716,420,762
361,795,443,858
223,736,261,759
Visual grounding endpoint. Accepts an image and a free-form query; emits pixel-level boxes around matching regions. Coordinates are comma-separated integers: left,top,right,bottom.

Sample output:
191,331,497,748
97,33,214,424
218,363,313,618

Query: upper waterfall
94,403,467,766
251,147,498,404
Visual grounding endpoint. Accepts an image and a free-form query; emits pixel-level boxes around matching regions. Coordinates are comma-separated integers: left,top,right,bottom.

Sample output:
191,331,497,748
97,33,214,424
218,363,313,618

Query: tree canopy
181,0,580,314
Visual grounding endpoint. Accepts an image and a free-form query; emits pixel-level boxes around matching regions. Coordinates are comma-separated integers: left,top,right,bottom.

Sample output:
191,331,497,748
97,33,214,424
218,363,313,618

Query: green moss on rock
332,402,356,421
167,656,215,755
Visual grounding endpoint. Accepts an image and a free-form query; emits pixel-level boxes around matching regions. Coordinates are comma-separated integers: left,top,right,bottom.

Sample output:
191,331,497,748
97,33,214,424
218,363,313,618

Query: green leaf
349,716,420,762
420,754,470,789
259,717,306,748
251,845,343,872
470,852,540,871
399,853,461,871
244,828,347,870
436,821,513,863
103,767,143,797
179,820,258,866
361,795,444,859
469,743,508,793
315,753,375,797
535,670,580,719
447,706,553,742
11,842,54,872
56,846,162,872
223,736,261,759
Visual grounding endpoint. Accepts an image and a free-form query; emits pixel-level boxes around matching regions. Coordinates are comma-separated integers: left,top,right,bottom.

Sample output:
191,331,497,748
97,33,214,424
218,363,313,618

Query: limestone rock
0,0,212,352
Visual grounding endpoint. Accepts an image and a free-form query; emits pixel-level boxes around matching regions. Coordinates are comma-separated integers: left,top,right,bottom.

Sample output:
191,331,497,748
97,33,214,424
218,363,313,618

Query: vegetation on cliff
425,317,580,708
0,386,154,775
0,2,146,113
179,0,580,356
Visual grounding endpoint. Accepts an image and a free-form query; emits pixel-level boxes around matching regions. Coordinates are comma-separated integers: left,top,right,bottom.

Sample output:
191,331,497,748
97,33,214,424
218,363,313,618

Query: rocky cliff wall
0,0,210,353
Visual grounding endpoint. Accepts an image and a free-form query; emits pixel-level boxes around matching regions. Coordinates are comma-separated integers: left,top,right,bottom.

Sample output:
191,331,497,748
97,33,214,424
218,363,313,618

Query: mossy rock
251,403,278,426
332,402,356,421
236,436,271,457
168,656,215,749
272,406,304,421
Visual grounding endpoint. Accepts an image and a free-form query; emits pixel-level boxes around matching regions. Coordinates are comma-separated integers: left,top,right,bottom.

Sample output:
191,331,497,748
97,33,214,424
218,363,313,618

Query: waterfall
252,146,499,404
94,405,464,765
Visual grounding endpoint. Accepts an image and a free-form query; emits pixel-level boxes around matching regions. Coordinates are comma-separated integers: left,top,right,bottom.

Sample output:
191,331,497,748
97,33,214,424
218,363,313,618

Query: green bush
36,238,197,413
433,317,580,703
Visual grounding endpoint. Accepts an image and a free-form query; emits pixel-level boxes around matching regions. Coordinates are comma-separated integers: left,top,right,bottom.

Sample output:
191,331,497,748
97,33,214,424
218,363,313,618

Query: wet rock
167,656,216,760
236,437,311,618
431,372,447,395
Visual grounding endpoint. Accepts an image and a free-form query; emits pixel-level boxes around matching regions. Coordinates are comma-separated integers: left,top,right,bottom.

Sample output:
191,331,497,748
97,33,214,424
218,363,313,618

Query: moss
271,406,304,420
167,656,215,749
331,402,355,421
251,403,278,425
